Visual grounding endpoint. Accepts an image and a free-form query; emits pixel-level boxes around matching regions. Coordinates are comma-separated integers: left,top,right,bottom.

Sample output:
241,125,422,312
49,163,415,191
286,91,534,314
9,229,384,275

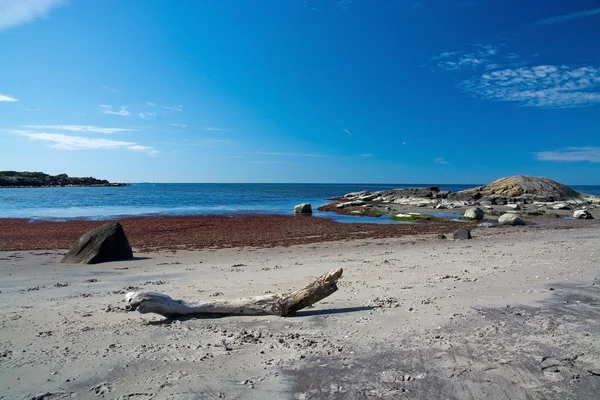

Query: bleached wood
125,268,343,318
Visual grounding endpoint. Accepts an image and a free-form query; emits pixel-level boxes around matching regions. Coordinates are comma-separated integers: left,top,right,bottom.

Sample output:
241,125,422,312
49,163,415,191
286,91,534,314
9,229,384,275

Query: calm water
1,183,599,222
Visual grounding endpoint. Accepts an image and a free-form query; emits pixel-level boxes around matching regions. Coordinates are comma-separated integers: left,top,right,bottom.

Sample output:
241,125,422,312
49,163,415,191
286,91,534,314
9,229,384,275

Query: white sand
1,226,599,399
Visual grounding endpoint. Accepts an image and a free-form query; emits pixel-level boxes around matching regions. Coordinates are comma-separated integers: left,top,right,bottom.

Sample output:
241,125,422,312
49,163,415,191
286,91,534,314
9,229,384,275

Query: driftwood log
125,268,343,318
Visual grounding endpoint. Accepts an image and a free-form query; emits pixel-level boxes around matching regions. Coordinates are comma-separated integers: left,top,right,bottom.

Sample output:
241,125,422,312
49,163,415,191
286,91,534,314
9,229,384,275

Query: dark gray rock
294,203,313,215
453,229,472,240
61,222,133,264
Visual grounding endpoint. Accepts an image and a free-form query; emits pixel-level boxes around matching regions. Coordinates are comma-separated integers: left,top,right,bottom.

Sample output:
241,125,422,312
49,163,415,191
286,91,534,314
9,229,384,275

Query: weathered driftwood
125,268,343,318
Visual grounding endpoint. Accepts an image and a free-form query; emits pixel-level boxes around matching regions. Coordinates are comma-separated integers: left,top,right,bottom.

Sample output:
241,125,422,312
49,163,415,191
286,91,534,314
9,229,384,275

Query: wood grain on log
125,268,343,318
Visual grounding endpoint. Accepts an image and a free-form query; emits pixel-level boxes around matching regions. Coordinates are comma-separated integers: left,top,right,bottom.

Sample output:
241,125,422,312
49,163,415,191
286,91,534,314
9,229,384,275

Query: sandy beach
1,217,599,400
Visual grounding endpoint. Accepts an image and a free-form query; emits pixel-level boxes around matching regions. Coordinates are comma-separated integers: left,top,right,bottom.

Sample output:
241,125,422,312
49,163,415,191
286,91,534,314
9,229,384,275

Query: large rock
454,176,580,202
498,213,526,226
573,209,594,219
294,203,313,215
464,207,484,220
61,222,133,264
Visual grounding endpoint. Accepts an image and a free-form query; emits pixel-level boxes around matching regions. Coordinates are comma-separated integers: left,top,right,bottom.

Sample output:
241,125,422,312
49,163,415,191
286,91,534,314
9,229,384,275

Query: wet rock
294,203,313,215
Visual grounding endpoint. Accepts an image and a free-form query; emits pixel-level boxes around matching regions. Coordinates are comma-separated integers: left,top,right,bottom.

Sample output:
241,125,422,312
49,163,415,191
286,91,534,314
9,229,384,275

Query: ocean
1,183,599,222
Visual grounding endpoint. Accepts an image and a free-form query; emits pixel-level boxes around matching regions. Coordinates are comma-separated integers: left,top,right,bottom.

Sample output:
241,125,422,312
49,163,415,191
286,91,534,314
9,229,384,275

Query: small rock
464,207,484,220
573,209,594,219
453,229,472,240
498,213,526,226
294,203,313,215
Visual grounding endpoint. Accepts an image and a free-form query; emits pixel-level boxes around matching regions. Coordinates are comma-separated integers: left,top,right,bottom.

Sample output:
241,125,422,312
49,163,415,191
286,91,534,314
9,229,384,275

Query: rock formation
61,222,133,264
0,171,127,188
452,176,580,202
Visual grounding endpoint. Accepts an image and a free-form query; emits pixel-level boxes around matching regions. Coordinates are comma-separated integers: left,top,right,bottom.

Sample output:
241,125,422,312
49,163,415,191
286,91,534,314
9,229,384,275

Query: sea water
1,183,598,222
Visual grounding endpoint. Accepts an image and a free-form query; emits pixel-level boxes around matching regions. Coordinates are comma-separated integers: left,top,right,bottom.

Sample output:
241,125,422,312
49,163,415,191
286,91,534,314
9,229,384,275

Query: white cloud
13,130,158,155
258,152,330,158
203,126,231,132
0,0,66,30
139,112,157,119
146,102,156,107
360,153,373,157
171,123,188,128
23,125,135,134
99,105,130,116
434,45,500,71
161,104,183,112
434,157,449,164
0,93,18,102
342,128,351,136
535,147,600,163
462,65,600,108
535,7,600,26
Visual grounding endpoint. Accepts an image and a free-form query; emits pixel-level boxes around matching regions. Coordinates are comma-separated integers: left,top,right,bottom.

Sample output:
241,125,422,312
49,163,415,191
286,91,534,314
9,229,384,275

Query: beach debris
125,268,343,318
60,222,133,264
463,207,484,220
453,228,472,240
498,214,526,226
294,203,313,215
478,222,497,228
573,209,594,219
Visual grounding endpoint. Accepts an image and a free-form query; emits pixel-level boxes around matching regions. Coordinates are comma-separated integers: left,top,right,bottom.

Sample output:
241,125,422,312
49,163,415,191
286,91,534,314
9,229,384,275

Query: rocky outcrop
0,171,127,188
294,203,313,215
464,207,484,220
452,176,580,202
498,214,526,226
61,222,133,264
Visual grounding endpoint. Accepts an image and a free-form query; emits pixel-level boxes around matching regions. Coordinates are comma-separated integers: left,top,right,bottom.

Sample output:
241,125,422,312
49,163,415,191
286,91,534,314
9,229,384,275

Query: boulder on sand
294,203,313,215
61,222,133,264
498,213,526,226
464,207,484,220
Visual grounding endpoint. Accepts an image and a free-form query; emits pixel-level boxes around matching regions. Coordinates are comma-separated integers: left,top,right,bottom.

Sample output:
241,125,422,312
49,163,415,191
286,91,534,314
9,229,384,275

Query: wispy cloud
0,93,18,102
462,65,600,108
257,152,331,158
99,105,130,116
535,147,600,163
146,102,156,107
342,128,352,136
0,0,66,30
433,45,500,71
13,130,158,155
360,153,373,157
171,123,188,128
161,105,183,112
535,7,600,26
101,85,120,94
139,112,157,119
203,126,232,132
23,125,136,134
432,45,600,108
434,157,449,164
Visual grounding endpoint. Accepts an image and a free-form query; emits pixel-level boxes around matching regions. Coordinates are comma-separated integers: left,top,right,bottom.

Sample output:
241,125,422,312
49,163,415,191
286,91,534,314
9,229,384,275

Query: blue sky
1,0,599,184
